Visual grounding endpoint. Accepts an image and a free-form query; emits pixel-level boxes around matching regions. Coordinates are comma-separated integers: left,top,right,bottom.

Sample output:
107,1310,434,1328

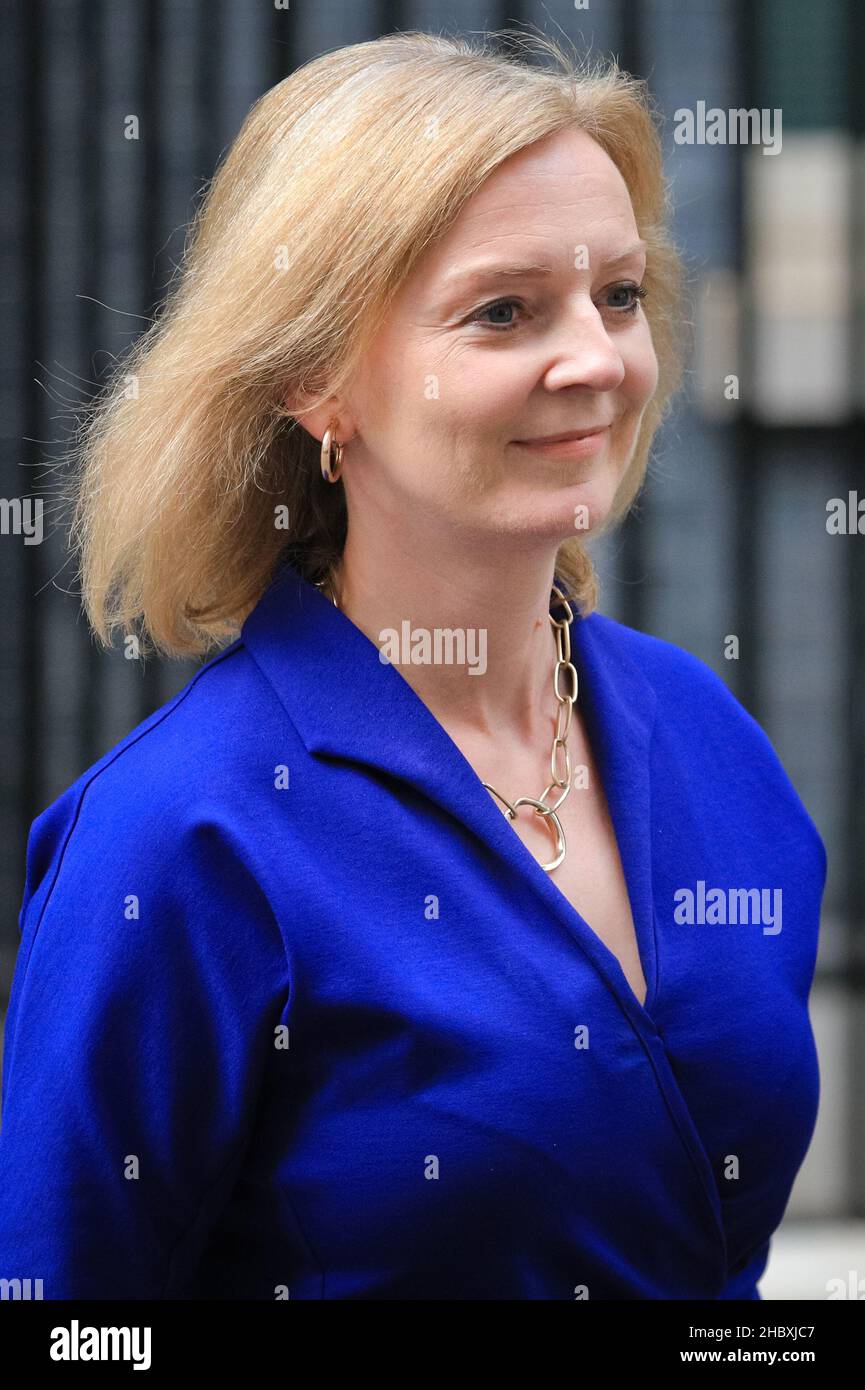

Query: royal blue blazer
0,561,827,1299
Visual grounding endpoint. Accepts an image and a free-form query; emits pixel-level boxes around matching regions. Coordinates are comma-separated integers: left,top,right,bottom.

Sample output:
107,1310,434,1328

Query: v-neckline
243,563,662,1032
350,588,662,1031
424,642,661,1031
472,754,657,1023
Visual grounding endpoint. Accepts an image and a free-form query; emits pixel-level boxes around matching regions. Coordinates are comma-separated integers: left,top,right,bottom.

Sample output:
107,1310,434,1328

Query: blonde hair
66,27,687,659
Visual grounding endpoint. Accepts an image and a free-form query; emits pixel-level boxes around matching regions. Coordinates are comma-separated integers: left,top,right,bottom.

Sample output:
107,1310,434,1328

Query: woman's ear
281,389,349,447
290,405,358,451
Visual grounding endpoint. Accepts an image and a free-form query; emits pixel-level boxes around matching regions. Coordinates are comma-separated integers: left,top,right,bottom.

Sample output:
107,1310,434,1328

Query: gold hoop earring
321,421,343,483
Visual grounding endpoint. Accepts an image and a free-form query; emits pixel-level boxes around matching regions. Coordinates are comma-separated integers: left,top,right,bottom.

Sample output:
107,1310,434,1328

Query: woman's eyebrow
442,240,647,294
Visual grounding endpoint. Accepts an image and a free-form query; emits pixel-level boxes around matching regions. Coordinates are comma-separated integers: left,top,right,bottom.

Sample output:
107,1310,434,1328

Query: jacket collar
241,560,660,1017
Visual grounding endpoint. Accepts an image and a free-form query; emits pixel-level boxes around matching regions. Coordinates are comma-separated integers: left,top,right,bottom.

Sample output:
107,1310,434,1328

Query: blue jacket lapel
242,561,660,1014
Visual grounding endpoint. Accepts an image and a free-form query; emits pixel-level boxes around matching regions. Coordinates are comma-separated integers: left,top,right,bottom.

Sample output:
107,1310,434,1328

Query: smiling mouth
515,425,612,445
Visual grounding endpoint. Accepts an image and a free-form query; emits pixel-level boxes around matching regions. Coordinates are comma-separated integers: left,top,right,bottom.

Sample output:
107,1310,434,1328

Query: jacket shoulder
584,610,787,739
585,611,827,874
585,610,743,703
17,639,298,935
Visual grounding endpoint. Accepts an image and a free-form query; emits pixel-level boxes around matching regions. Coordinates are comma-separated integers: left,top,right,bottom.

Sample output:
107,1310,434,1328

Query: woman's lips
514,426,610,458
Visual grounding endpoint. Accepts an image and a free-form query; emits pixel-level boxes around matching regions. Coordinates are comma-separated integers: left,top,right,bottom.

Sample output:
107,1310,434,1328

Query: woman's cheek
631,326,660,403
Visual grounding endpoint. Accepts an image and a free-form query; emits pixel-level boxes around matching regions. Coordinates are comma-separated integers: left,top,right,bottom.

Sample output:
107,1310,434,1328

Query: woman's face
339,126,659,549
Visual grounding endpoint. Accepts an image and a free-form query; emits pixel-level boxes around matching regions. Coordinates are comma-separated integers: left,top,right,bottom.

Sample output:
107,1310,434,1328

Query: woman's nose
540,305,627,393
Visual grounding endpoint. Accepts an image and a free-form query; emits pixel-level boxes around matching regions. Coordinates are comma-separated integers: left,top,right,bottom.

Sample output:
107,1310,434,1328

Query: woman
0,30,826,1300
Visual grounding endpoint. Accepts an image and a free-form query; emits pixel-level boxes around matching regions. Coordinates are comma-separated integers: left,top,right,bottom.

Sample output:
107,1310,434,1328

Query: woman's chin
555,477,618,535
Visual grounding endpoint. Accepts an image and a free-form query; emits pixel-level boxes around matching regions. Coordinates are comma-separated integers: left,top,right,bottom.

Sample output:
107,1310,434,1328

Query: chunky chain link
480,581,578,873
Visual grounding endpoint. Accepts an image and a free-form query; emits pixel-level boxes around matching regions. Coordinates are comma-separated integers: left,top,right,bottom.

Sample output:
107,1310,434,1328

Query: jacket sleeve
0,777,290,1299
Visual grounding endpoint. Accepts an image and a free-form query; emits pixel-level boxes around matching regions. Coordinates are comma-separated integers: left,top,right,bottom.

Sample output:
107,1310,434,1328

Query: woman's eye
607,281,648,315
468,298,525,332
467,282,648,334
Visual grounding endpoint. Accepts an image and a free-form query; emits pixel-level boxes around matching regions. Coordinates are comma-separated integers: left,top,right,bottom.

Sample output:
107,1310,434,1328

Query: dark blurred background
1,0,863,1295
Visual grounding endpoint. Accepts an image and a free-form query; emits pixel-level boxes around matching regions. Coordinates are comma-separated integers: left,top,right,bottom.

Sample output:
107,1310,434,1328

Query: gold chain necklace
315,573,578,875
